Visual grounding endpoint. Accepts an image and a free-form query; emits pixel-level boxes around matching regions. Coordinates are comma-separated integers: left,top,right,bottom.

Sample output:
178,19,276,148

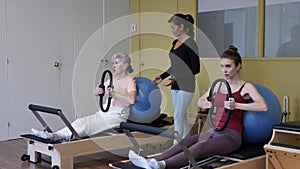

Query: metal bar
28,104,80,140
120,122,174,138
29,104,60,115
123,129,145,156
174,132,199,169
31,110,53,132
120,122,199,168
57,110,80,140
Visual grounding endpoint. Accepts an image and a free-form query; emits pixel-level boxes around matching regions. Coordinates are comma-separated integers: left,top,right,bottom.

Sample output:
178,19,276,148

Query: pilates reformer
21,71,168,169
20,104,171,169
109,122,266,169
20,70,115,169
110,81,282,169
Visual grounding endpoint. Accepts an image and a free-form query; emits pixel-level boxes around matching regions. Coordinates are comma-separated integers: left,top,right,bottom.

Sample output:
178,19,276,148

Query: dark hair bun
185,14,194,24
228,45,238,52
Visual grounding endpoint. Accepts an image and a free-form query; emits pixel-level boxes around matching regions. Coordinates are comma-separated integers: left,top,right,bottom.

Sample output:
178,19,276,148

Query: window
265,0,300,57
197,0,258,57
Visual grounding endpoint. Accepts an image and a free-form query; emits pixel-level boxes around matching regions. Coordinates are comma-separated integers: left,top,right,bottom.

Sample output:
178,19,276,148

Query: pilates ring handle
99,70,113,112
207,79,233,131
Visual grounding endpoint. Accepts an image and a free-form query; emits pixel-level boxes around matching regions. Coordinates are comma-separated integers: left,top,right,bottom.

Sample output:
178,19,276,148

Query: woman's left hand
164,76,176,86
224,97,236,110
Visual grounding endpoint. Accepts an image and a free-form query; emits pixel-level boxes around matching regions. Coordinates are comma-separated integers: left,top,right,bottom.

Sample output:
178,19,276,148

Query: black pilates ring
99,70,113,112
207,79,233,131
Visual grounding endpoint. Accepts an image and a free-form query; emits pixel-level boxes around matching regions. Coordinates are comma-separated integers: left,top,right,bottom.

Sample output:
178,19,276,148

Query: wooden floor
0,138,129,169
0,118,177,169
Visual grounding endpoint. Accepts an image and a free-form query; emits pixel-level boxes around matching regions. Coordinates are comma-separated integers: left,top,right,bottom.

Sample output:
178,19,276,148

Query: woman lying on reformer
32,52,137,141
129,45,268,169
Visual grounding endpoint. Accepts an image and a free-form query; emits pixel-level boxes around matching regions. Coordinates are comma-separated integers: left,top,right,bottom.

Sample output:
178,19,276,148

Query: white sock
128,150,151,169
31,128,65,141
149,158,166,169
31,128,49,139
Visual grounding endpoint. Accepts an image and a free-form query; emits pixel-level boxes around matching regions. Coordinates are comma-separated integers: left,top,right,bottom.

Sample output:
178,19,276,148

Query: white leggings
56,106,130,140
171,90,194,139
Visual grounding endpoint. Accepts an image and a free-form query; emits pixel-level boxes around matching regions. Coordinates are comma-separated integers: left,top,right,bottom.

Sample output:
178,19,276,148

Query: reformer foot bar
26,104,81,140
110,122,266,169
20,104,170,169
110,122,199,169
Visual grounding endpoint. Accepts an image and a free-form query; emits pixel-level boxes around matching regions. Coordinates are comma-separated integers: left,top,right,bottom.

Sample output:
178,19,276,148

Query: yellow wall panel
242,59,300,121
130,0,200,116
178,0,197,21
139,0,177,13
199,58,300,121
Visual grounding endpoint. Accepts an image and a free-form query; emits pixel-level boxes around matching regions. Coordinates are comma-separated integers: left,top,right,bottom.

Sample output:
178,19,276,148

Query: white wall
0,0,9,140
0,0,130,140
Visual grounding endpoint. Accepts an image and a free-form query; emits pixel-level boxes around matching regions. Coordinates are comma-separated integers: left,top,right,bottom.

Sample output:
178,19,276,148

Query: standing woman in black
152,13,200,141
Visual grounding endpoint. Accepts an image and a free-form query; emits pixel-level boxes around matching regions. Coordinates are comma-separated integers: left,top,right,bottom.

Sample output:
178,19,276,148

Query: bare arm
111,90,136,105
95,79,137,105
197,88,212,109
110,78,137,105
226,83,268,112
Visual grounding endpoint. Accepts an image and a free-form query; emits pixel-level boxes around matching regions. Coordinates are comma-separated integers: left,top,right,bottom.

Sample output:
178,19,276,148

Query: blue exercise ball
243,83,281,143
128,77,162,123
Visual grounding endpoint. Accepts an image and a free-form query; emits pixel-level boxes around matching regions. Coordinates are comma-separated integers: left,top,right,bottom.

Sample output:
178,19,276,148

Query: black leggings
155,129,241,168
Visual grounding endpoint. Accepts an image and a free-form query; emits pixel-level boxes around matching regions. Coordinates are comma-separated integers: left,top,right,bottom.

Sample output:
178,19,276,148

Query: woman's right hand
152,76,162,85
197,98,212,109
94,86,104,95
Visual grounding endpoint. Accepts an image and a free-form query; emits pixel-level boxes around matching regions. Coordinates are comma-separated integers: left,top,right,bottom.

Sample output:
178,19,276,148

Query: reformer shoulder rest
273,121,300,132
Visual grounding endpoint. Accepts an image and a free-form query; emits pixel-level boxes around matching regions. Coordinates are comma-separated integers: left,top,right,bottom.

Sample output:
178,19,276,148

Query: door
0,0,8,140
72,0,130,118
6,0,62,138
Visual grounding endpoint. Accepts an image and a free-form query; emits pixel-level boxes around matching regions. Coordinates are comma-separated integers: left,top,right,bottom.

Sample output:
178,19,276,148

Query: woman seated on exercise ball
32,52,137,141
129,45,268,169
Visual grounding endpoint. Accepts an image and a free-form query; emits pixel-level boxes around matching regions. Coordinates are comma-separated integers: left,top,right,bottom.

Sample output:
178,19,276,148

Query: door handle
54,61,60,68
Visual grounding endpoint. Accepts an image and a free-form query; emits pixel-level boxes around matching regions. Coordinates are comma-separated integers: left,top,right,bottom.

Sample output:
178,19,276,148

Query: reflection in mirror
197,0,257,58
265,0,300,57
